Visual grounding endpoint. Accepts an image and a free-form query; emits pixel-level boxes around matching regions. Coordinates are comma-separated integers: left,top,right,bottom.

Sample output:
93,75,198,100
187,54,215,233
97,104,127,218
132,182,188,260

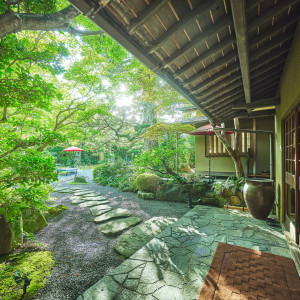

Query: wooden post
270,134,274,180
176,132,179,174
253,118,257,175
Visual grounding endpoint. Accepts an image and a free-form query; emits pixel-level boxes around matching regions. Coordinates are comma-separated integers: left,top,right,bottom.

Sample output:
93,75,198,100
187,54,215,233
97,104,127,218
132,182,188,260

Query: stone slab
98,217,142,236
57,189,74,193
74,191,94,196
94,209,131,224
114,217,177,258
79,201,110,208
81,193,102,197
81,196,106,201
90,205,112,216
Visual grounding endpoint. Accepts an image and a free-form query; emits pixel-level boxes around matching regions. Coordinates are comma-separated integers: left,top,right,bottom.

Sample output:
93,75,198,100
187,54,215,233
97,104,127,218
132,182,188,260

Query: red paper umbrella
189,123,234,135
62,146,84,152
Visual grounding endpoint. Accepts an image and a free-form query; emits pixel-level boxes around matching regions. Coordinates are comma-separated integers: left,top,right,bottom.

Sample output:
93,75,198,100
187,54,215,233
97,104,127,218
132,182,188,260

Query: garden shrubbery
136,173,161,193
93,161,137,192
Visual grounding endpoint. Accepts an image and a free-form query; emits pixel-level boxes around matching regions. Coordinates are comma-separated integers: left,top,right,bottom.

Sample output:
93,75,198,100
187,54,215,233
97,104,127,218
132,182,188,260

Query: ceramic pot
243,179,275,220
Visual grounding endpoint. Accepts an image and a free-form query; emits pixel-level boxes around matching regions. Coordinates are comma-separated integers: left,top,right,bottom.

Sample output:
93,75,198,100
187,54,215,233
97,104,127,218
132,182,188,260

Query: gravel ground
32,170,190,300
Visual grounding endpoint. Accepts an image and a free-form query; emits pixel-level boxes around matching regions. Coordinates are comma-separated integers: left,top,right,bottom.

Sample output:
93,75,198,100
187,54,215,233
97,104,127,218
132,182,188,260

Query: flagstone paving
94,209,132,224
114,217,178,258
99,217,142,236
79,200,110,208
81,193,102,197
77,205,291,300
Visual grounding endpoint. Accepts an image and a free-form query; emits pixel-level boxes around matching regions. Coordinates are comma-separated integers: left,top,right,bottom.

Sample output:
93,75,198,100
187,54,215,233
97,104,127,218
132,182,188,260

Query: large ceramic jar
243,179,275,220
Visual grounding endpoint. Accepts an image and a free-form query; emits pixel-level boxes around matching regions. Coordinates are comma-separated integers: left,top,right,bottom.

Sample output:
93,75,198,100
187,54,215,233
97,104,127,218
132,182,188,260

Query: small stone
94,209,131,223
137,191,155,200
90,205,112,216
98,217,142,236
79,201,110,208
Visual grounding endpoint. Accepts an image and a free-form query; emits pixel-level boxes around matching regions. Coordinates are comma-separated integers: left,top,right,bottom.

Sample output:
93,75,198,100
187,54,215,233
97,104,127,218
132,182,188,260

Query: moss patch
0,250,55,299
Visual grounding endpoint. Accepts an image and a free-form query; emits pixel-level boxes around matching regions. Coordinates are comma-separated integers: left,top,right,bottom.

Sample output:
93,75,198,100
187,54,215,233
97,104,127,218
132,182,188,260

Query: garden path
32,169,190,300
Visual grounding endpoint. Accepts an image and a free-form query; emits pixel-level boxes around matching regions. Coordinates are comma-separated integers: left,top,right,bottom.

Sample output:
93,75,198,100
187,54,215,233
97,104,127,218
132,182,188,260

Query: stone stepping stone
81,196,106,201
79,201,110,208
114,217,177,258
53,187,69,192
73,191,94,196
90,205,112,216
56,189,74,193
94,209,131,224
71,198,107,205
98,217,142,236
70,196,81,200
81,193,102,198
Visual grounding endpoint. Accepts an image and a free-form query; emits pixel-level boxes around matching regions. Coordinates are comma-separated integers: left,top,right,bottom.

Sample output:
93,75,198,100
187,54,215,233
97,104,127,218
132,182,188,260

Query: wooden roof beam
161,16,232,69
232,97,280,110
248,0,299,32
230,0,251,109
183,51,238,87
209,94,244,112
250,58,286,80
174,36,235,78
128,0,169,35
147,0,221,54
204,88,244,106
190,63,240,93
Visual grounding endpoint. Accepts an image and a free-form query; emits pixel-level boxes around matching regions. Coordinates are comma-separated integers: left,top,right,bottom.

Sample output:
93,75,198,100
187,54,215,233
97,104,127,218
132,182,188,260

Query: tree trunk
213,120,244,178
142,102,157,151
0,6,102,39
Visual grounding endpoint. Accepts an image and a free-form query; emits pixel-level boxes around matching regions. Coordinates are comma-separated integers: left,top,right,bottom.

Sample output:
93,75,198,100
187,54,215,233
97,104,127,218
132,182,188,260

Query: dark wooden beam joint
232,97,280,110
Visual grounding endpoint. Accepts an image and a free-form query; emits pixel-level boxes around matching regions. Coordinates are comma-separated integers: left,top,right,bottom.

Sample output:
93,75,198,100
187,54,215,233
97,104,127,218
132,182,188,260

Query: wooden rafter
230,0,251,108
127,0,169,34
147,0,221,54
161,16,232,68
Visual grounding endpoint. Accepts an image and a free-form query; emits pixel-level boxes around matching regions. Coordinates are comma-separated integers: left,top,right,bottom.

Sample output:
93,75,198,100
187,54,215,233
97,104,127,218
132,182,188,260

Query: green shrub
93,161,137,192
136,173,161,193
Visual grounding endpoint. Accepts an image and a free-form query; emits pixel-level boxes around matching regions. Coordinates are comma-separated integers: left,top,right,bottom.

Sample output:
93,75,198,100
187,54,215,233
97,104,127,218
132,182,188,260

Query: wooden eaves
69,0,300,124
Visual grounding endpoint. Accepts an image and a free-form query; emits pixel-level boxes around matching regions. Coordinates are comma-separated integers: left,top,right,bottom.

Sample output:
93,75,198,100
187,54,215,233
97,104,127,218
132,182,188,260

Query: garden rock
228,195,242,206
74,176,88,183
44,205,67,220
156,184,183,202
0,214,23,255
90,205,112,216
81,195,105,200
57,189,74,193
94,209,131,224
136,173,161,193
22,207,48,234
137,191,155,200
79,201,110,208
114,217,177,258
98,217,142,236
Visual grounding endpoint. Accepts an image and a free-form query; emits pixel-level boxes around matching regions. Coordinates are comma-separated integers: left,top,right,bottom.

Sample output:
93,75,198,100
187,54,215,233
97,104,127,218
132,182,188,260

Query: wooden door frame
284,105,299,245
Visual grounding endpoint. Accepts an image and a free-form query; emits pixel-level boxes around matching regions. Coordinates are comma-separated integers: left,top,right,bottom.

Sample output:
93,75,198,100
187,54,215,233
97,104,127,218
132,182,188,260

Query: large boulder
22,207,48,234
44,205,67,221
137,191,155,200
0,214,23,255
136,173,161,193
156,183,184,202
74,176,88,183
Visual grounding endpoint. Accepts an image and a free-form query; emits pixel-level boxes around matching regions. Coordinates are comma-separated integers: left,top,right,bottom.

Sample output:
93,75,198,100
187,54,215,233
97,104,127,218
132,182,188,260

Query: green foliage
134,135,193,183
0,251,55,300
136,173,161,193
93,161,137,192
213,177,245,196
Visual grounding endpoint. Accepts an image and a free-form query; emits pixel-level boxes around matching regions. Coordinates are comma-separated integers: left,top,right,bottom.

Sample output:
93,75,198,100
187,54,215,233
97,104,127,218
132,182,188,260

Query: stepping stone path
79,201,110,208
94,209,131,224
98,217,142,236
74,191,94,196
81,196,106,201
90,205,112,216
81,193,102,197
114,217,177,258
